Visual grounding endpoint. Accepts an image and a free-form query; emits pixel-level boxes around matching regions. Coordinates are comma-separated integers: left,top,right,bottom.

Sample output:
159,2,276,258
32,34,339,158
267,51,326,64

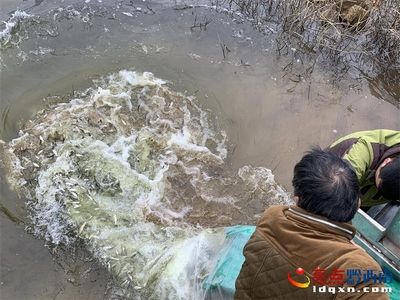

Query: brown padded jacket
234,205,389,300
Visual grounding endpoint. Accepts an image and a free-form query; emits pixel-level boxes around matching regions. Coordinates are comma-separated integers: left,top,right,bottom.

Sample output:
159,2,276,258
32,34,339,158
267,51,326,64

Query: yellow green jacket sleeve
329,129,400,206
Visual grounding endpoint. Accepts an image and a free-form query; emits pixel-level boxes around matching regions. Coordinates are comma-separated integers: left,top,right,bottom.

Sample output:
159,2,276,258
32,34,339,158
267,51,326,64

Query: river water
0,0,399,299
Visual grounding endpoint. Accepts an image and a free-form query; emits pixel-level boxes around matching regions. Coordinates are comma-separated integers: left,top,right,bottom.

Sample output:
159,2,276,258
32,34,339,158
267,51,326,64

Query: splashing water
0,70,290,298
0,10,33,48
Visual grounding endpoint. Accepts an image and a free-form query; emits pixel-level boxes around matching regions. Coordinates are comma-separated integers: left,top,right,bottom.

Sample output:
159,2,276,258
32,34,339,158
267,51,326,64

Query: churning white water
1,70,289,298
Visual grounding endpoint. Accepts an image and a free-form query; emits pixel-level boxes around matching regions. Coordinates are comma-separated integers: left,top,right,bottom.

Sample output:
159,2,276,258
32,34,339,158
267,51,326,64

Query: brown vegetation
218,0,400,80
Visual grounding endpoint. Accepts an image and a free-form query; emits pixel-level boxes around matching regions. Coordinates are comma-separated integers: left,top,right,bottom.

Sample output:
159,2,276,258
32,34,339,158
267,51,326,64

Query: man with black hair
235,148,388,300
329,129,400,206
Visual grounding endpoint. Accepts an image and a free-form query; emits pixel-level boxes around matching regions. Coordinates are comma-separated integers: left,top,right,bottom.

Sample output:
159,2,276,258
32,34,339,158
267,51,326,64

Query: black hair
292,147,360,222
378,156,400,200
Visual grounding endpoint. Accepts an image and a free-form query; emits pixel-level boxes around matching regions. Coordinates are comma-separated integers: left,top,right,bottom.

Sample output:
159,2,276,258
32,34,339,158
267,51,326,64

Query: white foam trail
0,10,31,46
1,70,290,299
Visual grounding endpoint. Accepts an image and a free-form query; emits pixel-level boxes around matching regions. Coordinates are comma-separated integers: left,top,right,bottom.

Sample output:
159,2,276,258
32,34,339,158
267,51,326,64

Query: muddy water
0,0,399,299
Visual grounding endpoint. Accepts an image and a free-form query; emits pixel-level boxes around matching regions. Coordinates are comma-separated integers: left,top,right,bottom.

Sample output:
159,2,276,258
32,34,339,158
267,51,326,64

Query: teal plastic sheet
203,225,256,299
387,277,400,300
202,225,399,300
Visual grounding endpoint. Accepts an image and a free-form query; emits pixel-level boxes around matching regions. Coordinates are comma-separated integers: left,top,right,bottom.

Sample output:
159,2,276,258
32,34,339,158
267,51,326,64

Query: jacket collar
370,144,400,171
285,206,356,240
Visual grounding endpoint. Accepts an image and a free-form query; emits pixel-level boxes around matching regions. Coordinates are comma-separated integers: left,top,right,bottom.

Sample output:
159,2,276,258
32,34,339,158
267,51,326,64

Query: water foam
1,70,290,298
0,10,32,48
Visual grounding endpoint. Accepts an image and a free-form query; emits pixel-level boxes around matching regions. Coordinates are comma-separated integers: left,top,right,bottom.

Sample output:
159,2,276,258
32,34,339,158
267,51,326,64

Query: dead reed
215,0,400,80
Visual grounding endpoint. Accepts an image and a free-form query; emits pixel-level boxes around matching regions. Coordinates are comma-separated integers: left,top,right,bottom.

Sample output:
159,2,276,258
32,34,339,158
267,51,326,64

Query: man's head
375,156,400,200
292,147,360,222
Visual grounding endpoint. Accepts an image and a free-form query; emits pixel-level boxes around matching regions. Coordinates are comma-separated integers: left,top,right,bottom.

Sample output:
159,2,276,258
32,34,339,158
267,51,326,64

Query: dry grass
215,0,400,80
